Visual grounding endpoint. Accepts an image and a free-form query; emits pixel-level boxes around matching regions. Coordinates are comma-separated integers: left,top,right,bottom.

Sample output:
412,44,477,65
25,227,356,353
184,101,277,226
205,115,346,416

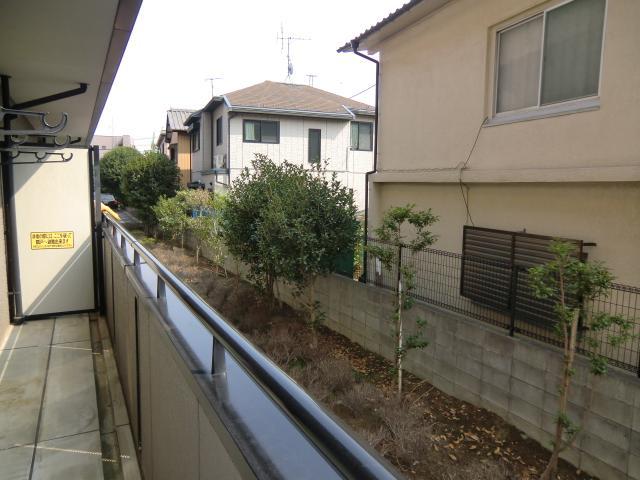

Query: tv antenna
205,77,222,97
277,24,310,81
306,74,317,87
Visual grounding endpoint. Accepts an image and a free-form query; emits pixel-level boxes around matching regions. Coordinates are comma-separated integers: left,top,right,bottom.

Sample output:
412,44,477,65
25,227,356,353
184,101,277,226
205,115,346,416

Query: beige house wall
375,0,640,177
366,0,640,286
370,181,640,285
176,132,191,187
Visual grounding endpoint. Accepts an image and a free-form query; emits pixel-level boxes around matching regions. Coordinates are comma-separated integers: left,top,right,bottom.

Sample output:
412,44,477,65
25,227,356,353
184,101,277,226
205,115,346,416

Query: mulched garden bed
136,233,594,480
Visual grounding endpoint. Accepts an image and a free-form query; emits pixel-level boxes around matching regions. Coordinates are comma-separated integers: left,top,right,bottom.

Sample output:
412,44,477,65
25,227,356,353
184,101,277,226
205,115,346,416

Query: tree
367,204,438,396
121,151,180,232
152,193,189,248
220,155,358,319
184,189,226,268
528,241,633,480
100,146,141,200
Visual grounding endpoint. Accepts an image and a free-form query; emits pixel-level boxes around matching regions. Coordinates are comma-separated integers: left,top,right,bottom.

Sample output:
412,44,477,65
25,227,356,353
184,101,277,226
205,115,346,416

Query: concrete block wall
277,273,640,480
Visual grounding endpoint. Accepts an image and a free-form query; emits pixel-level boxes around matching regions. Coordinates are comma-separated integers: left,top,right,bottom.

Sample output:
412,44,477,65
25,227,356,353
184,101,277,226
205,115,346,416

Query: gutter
350,40,379,283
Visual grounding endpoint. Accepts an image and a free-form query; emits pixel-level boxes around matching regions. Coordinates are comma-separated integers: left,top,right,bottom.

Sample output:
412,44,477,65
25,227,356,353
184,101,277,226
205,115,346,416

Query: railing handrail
103,214,398,480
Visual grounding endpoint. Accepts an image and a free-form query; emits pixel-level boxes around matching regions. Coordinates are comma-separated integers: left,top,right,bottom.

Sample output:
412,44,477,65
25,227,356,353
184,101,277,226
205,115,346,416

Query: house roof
185,81,375,126
338,0,451,53
223,81,375,117
166,108,196,132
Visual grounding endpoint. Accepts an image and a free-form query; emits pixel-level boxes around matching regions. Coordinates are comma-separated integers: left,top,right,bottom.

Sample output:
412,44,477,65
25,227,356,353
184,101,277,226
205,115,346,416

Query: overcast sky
95,0,405,150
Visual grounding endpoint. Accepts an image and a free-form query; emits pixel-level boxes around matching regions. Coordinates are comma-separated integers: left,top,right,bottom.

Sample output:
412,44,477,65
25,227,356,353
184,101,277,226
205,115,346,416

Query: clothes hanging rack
0,106,68,135
8,134,76,149
0,149,73,163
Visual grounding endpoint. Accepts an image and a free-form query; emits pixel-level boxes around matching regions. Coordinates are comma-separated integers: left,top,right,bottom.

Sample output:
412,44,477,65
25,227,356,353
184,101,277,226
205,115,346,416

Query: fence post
508,267,519,336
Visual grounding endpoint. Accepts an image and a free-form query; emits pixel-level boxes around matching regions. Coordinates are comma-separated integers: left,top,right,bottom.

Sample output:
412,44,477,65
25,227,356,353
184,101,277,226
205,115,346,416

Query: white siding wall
197,105,229,190
226,114,373,210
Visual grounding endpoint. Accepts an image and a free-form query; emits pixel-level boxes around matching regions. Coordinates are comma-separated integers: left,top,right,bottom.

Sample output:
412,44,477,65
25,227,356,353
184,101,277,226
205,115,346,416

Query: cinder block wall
285,274,640,480
193,239,640,480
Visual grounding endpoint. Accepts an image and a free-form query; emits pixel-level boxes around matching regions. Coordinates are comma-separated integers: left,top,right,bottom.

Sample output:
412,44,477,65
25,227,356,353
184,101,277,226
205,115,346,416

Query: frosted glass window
541,0,605,104
496,16,543,113
495,0,605,114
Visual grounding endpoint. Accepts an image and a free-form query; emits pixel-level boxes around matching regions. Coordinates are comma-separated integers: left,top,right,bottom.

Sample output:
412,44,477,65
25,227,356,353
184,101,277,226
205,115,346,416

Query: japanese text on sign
30,231,74,250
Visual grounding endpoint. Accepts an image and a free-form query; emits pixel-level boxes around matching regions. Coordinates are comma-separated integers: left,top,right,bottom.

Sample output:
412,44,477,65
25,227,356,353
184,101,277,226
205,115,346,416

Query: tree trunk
308,281,318,348
396,245,403,397
541,281,579,480
195,245,200,264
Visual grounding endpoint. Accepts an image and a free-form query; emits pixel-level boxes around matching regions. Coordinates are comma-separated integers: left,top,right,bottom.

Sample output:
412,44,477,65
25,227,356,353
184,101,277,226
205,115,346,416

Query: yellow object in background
101,203,121,221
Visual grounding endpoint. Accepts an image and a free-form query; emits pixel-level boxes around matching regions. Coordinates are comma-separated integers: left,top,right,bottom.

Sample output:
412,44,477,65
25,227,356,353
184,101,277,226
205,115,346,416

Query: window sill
485,97,600,127
201,168,229,175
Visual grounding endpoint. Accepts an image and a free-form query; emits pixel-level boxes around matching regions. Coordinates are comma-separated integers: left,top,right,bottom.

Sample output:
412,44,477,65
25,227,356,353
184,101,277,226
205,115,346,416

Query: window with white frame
495,0,606,115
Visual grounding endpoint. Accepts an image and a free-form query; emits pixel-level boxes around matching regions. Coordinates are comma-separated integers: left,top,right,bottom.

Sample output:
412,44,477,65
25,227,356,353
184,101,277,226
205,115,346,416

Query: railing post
157,277,165,299
211,336,227,376
508,267,519,336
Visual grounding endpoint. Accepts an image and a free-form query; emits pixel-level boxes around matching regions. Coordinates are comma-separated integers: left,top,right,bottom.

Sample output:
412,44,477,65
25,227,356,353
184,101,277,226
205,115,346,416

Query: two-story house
184,81,375,210
340,0,639,286
158,108,195,187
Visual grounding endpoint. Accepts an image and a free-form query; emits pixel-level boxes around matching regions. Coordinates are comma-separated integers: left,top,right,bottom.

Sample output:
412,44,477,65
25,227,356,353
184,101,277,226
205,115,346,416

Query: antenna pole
277,27,310,81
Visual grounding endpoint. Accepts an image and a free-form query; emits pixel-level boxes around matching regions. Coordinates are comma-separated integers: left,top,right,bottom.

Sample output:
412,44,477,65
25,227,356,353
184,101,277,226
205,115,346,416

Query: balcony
0,215,397,479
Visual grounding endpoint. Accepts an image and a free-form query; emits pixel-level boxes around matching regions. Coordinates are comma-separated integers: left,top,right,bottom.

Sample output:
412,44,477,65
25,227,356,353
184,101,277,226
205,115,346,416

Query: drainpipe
351,40,379,283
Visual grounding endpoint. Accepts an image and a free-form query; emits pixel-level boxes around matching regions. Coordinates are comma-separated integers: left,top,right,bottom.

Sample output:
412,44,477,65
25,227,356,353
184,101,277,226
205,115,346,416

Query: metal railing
101,215,399,480
366,238,640,375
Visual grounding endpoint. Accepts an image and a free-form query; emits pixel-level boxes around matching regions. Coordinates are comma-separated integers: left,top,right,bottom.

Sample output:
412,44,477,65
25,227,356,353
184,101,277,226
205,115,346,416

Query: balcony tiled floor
0,314,140,480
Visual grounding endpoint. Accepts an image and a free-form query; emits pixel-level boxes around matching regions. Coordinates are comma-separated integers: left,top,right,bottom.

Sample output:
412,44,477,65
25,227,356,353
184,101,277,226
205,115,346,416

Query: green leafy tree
529,241,633,480
152,193,189,248
121,151,180,232
220,155,358,322
184,189,227,268
100,146,141,200
367,204,438,396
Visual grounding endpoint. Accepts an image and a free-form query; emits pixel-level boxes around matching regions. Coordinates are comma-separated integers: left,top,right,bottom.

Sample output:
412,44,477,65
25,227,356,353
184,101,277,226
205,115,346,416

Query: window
350,122,373,151
216,117,223,146
308,129,321,163
169,146,176,162
243,120,279,144
191,125,200,152
495,0,605,115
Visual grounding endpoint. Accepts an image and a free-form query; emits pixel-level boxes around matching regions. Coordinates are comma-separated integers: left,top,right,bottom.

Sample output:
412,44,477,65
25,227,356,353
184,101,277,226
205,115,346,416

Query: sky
95,0,407,151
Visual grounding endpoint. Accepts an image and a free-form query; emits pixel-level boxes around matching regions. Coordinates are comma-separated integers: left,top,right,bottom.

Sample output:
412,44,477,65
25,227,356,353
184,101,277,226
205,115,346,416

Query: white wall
225,114,373,210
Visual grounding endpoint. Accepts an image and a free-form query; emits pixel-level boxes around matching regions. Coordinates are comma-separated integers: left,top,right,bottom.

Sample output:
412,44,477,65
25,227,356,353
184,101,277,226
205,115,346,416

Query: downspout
351,40,379,283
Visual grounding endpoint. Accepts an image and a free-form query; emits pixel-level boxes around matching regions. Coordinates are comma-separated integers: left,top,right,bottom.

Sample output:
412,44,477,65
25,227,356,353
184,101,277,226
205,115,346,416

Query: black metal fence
365,238,640,375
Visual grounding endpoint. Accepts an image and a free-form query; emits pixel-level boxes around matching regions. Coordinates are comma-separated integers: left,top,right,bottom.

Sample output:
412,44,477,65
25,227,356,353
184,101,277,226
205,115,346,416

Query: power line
349,84,376,99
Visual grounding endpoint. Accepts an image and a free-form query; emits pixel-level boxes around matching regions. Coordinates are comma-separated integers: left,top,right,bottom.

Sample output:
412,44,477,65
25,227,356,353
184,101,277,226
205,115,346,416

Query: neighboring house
340,0,640,286
184,81,375,210
159,108,196,187
91,134,133,156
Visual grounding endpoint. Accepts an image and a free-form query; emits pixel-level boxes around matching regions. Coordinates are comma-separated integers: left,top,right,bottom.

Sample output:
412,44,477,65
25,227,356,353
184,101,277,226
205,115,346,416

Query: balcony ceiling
0,0,141,145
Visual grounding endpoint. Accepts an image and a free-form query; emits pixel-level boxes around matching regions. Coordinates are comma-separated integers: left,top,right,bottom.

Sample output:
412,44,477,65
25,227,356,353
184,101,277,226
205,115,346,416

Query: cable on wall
458,117,487,226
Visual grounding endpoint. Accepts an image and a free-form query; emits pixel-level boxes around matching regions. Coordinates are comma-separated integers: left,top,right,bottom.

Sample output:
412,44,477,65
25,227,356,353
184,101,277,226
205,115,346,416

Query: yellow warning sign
30,231,74,250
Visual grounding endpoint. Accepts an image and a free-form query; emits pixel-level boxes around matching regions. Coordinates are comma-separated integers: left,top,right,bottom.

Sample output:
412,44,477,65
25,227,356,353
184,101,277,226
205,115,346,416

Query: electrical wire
349,84,376,98
458,117,487,226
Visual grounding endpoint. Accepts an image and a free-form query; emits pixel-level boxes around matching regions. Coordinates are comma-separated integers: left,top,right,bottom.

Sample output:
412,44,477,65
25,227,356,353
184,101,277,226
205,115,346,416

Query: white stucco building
184,81,375,210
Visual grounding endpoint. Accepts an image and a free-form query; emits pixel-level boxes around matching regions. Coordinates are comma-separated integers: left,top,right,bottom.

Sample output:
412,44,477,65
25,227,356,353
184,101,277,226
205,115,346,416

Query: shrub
153,193,189,247
121,151,180,232
100,146,141,201
220,154,358,321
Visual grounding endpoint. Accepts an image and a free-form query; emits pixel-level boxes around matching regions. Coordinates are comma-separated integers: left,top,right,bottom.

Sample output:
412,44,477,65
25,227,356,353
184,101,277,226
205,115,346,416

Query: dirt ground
140,236,594,480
